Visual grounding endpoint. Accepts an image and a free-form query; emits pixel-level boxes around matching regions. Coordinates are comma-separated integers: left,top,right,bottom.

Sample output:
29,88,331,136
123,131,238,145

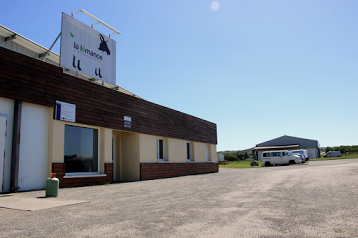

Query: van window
263,153,270,157
283,152,289,156
271,152,281,157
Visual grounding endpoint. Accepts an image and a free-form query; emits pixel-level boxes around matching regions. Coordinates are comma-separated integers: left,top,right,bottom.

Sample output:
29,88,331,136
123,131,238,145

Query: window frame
64,124,100,176
157,138,165,161
263,152,270,158
186,142,192,162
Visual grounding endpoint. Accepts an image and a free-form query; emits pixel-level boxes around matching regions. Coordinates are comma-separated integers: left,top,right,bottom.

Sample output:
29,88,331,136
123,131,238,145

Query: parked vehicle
324,151,341,157
293,153,305,163
261,150,301,166
291,149,309,162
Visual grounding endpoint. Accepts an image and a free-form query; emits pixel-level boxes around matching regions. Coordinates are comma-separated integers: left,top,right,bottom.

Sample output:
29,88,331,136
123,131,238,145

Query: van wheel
265,161,271,166
289,160,295,164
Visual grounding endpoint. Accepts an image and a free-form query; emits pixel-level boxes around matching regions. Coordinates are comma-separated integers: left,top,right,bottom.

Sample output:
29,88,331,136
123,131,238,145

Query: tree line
324,145,358,154
222,151,250,161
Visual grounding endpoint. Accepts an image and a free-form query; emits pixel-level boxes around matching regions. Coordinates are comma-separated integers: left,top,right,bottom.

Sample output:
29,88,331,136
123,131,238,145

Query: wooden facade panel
0,47,217,144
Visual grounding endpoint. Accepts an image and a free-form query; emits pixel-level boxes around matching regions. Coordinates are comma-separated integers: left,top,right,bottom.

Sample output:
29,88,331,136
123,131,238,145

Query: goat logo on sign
98,34,110,55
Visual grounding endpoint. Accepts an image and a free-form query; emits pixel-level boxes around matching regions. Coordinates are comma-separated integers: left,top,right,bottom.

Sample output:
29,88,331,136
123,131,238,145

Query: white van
324,151,341,157
291,149,309,162
261,150,302,166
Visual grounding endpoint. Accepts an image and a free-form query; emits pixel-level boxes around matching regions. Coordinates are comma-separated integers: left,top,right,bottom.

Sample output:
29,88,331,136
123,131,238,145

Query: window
64,125,99,174
283,152,289,156
271,152,281,157
157,139,165,161
187,142,191,161
205,144,210,161
263,153,270,157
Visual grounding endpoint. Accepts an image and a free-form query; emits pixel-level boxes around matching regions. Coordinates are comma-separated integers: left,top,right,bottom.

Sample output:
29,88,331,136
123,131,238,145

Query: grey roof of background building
256,135,319,149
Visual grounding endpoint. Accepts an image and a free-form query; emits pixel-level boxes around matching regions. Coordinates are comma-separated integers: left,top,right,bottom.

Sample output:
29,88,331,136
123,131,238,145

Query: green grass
219,160,263,168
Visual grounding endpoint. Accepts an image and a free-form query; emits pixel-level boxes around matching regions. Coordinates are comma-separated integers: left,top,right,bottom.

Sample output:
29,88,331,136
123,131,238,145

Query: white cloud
211,1,220,11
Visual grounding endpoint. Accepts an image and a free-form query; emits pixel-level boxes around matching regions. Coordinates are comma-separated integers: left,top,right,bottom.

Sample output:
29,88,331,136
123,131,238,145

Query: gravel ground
1,159,358,237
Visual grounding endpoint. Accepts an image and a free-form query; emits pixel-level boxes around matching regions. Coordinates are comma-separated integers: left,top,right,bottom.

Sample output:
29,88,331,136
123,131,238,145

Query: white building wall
306,148,319,159
257,151,264,161
18,102,49,191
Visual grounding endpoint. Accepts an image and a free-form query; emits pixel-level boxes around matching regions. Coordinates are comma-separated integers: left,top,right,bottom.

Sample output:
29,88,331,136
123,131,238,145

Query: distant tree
325,147,332,153
338,146,347,154
235,153,241,160
224,153,237,161
244,151,249,159
323,145,358,154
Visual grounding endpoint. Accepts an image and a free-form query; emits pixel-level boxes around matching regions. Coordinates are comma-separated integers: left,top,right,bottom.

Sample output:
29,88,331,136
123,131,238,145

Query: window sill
64,174,107,178
187,160,196,163
157,160,170,163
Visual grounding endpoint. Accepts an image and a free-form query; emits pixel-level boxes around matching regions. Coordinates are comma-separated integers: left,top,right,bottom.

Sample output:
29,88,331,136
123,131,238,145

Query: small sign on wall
55,101,76,122
124,116,131,129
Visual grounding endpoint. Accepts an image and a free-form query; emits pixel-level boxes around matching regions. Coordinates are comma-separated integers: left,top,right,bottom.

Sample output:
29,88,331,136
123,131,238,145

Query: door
282,151,290,164
0,114,7,193
271,151,282,164
18,103,49,191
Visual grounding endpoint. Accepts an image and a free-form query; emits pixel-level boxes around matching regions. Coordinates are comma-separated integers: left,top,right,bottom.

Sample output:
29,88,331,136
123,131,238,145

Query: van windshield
292,151,303,156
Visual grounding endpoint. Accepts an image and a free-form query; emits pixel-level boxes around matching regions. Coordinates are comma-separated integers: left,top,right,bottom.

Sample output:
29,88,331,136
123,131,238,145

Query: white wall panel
18,102,49,191
0,97,14,192
0,115,7,193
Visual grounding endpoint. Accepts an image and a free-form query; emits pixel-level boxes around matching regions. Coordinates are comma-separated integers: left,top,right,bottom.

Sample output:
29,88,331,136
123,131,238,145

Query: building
254,135,320,161
0,24,218,193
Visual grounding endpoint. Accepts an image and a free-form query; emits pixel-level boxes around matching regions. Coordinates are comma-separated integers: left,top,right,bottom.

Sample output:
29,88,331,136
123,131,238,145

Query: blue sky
1,1,357,151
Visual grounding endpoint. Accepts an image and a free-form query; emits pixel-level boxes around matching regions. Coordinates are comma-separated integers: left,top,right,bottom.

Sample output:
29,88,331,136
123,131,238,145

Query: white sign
60,12,116,85
55,101,76,122
124,116,131,129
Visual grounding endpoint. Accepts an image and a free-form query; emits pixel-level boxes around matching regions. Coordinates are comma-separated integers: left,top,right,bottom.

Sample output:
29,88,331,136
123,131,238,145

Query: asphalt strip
0,193,89,211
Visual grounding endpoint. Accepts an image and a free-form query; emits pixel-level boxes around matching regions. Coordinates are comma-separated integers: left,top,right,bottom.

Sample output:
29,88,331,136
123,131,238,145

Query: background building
0,24,218,193
254,135,320,161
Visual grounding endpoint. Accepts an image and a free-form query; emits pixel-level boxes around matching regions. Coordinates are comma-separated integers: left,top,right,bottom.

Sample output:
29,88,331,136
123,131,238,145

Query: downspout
10,100,22,192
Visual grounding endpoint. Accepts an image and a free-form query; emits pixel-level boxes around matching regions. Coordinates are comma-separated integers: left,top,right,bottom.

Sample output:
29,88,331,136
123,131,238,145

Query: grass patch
219,160,262,168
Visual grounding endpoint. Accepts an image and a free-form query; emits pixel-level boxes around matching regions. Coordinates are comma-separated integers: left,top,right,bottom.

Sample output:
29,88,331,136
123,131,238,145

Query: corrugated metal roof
255,135,318,148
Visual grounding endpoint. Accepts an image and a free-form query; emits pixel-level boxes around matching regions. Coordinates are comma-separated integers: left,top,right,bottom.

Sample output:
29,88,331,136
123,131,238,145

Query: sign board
55,101,76,122
124,116,131,129
60,12,116,85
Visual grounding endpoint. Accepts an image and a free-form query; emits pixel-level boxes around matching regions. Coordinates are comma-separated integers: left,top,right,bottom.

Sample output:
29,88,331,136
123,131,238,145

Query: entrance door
0,114,7,193
112,134,117,181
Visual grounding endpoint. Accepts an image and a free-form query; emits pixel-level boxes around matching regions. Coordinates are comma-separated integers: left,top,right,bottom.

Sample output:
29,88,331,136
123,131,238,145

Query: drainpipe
10,100,22,192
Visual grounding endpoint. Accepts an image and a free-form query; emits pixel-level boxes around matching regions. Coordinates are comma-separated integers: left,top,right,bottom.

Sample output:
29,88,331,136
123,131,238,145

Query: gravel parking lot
1,159,358,237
